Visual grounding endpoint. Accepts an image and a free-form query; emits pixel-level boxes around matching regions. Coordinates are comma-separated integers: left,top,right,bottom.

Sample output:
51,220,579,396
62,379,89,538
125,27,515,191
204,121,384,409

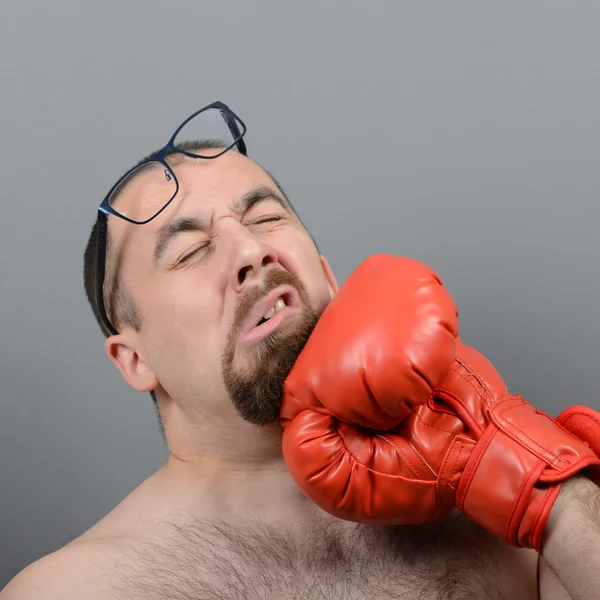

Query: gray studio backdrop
2,0,600,587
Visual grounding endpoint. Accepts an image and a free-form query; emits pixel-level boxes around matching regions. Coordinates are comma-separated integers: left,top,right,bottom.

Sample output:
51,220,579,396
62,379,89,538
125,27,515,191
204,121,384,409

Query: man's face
109,150,337,425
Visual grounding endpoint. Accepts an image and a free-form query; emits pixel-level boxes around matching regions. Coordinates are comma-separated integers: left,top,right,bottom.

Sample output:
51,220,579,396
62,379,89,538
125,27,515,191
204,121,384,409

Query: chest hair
100,511,528,600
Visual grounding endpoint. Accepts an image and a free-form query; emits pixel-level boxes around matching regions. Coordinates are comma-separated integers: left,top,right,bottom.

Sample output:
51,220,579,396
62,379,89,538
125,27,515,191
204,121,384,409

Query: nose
229,227,279,293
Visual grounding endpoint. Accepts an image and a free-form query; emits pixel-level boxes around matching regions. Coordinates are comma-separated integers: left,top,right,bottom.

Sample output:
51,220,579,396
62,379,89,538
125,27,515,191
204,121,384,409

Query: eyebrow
152,186,290,264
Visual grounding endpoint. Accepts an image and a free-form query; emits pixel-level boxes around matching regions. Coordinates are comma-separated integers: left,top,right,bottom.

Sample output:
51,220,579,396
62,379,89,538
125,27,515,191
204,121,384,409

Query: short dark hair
83,141,316,408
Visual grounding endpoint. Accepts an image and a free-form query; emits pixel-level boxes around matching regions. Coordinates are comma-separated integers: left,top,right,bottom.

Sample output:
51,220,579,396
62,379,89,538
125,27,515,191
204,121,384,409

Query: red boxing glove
280,252,460,522
281,254,460,430
281,255,600,552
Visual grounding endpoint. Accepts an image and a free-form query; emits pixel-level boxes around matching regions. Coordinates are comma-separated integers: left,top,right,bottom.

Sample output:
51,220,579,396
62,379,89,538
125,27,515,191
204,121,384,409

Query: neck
155,395,319,527
161,394,287,461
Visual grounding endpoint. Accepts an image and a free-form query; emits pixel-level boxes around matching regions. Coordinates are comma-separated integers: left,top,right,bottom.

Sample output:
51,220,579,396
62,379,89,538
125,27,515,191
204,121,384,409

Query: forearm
542,475,600,600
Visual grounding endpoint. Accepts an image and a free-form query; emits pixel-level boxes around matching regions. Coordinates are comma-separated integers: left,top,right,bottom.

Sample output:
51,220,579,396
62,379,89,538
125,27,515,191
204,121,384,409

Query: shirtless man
2,101,599,599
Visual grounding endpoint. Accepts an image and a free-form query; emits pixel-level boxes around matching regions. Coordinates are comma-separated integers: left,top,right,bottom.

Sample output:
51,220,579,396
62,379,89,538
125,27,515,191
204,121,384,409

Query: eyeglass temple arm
222,112,247,156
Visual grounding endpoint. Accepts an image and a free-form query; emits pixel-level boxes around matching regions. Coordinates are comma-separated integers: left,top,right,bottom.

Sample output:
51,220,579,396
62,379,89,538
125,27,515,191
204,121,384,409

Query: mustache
228,269,305,341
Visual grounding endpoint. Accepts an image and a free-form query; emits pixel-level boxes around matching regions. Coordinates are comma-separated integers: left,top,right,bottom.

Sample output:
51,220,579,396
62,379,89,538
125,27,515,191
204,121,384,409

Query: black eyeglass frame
94,100,248,337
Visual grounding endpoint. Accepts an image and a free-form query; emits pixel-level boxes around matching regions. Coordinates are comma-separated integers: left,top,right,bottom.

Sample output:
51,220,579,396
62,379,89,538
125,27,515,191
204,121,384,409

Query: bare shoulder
1,470,172,600
0,541,115,600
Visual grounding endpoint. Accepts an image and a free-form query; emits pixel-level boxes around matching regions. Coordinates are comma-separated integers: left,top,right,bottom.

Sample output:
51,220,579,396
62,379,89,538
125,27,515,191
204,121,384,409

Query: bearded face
221,268,319,425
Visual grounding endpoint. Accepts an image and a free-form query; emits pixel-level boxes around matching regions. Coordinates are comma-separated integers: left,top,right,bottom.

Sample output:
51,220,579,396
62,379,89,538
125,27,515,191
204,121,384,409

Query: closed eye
253,216,282,224
175,244,209,267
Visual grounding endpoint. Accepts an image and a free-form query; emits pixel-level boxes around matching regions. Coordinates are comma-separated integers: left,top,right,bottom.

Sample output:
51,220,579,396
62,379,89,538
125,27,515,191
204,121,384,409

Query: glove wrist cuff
456,398,599,550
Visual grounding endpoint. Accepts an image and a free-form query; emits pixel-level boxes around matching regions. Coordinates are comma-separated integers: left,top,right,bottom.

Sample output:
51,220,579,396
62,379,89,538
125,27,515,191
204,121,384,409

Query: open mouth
256,295,288,327
238,287,300,348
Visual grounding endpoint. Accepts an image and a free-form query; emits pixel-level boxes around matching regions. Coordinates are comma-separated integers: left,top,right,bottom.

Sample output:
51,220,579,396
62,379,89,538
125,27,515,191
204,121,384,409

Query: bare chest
97,513,538,600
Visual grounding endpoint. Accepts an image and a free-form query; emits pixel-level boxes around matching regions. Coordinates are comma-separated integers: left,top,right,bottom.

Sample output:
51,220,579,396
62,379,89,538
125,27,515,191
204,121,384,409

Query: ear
105,331,158,393
319,254,339,298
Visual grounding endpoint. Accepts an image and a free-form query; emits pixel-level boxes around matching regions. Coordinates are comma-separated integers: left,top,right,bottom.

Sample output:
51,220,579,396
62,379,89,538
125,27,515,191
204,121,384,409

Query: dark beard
221,270,319,426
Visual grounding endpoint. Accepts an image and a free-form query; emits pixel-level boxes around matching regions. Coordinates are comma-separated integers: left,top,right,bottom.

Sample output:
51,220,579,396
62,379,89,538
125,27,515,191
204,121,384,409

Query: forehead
109,150,277,243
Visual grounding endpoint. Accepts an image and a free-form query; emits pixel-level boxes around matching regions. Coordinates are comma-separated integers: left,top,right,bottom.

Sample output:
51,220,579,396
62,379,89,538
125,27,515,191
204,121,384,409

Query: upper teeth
262,298,286,321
